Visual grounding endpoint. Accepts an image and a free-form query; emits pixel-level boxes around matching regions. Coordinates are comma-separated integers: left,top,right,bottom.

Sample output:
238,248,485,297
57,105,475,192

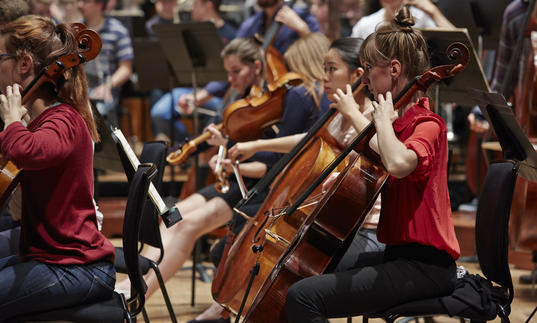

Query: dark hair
359,6,429,80
0,0,29,25
1,15,98,142
329,37,363,71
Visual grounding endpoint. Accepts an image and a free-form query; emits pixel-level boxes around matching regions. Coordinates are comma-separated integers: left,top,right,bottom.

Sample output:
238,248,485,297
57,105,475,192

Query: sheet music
112,128,168,215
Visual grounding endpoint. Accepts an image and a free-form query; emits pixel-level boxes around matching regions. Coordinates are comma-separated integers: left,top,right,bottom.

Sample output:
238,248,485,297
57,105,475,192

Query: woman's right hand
331,84,360,118
228,141,257,162
178,93,195,114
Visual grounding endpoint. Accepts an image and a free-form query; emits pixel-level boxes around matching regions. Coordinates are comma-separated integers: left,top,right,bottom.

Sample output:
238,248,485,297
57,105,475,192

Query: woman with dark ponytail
285,8,460,322
0,16,115,320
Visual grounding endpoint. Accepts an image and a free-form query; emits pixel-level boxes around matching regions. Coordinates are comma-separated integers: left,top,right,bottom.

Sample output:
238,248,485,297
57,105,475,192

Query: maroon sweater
0,103,115,265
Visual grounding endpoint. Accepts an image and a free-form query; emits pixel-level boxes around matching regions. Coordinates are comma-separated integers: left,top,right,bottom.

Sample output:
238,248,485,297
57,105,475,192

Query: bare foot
195,302,224,320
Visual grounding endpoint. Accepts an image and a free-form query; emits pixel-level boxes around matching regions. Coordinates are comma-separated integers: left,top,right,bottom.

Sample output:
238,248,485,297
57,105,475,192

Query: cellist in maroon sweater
0,16,115,321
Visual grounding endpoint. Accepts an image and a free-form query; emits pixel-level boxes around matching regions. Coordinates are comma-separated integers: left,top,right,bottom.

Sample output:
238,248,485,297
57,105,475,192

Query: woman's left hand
0,84,27,129
372,92,397,125
206,123,228,146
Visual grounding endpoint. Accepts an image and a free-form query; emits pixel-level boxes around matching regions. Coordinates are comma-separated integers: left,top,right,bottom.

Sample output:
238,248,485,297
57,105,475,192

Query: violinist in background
285,9,460,322
0,16,115,320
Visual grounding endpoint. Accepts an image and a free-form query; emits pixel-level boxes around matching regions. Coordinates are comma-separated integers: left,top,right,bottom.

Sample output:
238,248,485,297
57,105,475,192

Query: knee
286,281,306,314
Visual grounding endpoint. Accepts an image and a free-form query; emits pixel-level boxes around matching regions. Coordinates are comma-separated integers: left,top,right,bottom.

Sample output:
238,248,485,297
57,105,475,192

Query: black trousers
285,243,457,323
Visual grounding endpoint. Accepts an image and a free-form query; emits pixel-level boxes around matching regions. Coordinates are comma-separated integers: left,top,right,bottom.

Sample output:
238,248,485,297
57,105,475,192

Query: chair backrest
137,141,167,250
123,163,157,316
114,139,167,253
475,160,518,304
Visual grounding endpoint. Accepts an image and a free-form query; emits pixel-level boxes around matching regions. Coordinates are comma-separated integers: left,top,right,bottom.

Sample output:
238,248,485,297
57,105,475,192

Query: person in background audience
78,0,133,127
351,0,453,40
55,0,84,23
144,0,178,38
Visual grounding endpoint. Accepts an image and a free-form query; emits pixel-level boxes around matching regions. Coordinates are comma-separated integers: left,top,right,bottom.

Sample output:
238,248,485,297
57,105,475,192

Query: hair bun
394,6,415,32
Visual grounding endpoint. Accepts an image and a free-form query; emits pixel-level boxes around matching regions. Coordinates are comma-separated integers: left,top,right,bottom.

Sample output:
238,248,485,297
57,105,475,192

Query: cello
0,23,102,208
213,43,470,322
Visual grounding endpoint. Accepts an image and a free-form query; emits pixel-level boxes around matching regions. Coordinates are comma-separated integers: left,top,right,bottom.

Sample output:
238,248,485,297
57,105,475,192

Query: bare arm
110,60,133,89
228,133,305,161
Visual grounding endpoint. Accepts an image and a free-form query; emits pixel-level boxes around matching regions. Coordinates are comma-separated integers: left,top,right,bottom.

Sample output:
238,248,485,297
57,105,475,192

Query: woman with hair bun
285,7,460,322
0,15,116,320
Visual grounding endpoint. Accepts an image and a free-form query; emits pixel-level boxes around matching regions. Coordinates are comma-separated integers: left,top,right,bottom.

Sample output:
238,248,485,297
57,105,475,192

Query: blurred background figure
55,0,83,23
145,0,178,37
0,0,30,25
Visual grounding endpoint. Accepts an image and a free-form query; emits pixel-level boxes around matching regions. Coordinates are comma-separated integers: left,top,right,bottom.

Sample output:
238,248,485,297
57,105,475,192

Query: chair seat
10,292,127,323
115,246,152,274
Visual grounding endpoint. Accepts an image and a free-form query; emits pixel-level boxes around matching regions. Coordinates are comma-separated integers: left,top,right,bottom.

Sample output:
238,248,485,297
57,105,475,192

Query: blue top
252,85,330,168
205,5,320,97
236,6,320,54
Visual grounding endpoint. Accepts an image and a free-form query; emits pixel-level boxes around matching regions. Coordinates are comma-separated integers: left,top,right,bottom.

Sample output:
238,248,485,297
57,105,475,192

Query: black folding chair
361,160,517,323
113,139,177,323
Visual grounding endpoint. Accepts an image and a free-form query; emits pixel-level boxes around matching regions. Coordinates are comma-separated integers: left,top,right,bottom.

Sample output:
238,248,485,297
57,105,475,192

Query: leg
150,87,191,142
286,250,456,323
143,194,233,297
0,255,115,320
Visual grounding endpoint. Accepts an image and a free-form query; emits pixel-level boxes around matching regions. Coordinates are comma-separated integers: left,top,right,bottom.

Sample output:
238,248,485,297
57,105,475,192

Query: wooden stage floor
111,239,537,323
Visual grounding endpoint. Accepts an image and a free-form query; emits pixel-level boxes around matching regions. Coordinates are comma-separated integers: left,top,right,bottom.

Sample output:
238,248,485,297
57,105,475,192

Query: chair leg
142,306,150,322
347,316,352,323
150,261,178,323
362,316,368,323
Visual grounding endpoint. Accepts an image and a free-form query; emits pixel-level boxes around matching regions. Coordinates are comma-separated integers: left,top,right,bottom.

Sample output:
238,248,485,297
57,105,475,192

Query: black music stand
152,22,227,306
436,0,510,53
470,89,537,182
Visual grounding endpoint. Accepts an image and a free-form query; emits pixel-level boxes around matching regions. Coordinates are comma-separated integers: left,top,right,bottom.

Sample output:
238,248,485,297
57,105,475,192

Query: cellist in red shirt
285,7,460,322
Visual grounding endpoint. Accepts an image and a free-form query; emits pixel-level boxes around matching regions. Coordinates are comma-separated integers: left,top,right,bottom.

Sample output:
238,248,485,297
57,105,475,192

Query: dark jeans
0,255,116,321
286,243,457,323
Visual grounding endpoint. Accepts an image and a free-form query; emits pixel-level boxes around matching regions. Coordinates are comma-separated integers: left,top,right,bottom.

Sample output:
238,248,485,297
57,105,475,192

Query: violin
166,1,301,165
0,23,102,208
212,43,470,322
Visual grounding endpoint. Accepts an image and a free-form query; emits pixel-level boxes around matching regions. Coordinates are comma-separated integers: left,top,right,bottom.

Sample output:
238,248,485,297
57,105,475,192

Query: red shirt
0,104,115,265
377,98,460,260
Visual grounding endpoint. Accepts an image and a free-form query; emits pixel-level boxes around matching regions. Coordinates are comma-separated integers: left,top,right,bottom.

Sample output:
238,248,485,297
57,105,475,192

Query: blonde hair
284,32,330,108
